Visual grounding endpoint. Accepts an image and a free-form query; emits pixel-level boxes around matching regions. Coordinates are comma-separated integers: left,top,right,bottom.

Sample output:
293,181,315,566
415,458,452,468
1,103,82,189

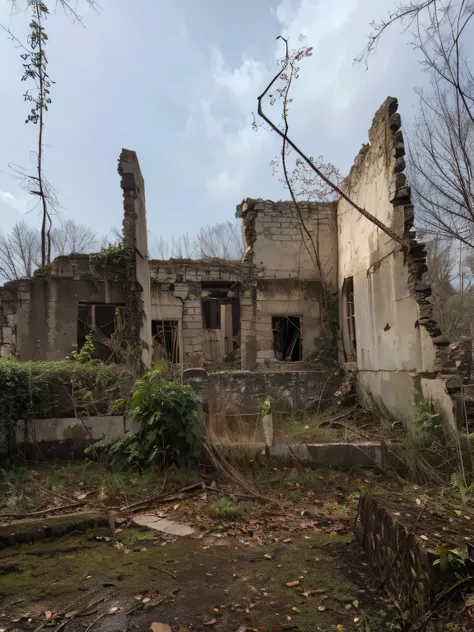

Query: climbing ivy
319,284,339,364
85,370,203,471
89,242,145,372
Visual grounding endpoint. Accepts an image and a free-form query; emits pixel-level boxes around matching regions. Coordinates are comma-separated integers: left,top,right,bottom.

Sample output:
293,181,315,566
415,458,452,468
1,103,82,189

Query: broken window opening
343,277,357,360
202,299,221,329
152,320,180,363
272,316,302,362
77,303,122,360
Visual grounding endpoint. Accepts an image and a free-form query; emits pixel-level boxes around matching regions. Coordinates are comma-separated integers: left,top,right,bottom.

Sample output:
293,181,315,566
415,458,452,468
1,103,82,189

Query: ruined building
0,97,464,429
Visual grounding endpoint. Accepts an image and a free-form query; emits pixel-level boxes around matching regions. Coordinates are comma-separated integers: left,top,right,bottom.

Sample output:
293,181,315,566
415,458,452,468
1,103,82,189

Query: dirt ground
0,463,472,631
0,465,403,632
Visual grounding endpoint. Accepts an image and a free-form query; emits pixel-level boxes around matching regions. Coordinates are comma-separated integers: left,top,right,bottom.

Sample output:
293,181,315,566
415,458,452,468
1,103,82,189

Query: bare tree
0,221,41,281
171,233,195,259
196,221,244,259
51,218,98,255
255,36,407,255
423,234,474,339
0,218,100,281
409,76,474,248
154,235,170,260
2,0,97,268
360,2,474,251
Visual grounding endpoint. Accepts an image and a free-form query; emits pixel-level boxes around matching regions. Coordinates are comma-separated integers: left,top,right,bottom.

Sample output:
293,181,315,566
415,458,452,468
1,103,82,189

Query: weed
364,610,402,631
287,489,303,502
5,491,34,513
167,464,200,486
396,376,454,485
208,497,242,521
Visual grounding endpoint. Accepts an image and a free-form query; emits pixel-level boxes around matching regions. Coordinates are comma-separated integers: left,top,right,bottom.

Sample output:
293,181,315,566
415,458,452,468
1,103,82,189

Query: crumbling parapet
118,149,152,370
385,100,458,379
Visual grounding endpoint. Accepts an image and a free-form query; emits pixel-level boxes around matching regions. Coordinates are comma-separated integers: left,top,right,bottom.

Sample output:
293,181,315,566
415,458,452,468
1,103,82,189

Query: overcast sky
0,0,428,250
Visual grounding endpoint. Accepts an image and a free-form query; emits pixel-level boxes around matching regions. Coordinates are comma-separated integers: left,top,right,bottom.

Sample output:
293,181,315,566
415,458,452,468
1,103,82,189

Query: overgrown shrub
398,376,454,484
85,370,203,471
0,359,135,464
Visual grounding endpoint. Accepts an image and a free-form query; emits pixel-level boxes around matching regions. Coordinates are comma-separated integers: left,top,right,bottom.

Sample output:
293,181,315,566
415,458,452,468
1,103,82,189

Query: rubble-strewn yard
0,464,400,632
1,463,473,631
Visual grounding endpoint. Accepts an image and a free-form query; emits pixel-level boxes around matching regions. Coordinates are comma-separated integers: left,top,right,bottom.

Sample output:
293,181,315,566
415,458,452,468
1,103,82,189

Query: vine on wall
89,242,145,373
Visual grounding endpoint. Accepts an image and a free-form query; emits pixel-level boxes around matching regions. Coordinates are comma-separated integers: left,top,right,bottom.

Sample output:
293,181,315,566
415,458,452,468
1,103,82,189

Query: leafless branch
257,37,407,249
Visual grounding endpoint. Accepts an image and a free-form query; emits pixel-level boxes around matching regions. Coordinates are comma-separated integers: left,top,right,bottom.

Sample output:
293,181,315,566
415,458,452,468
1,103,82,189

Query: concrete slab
266,442,398,468
132,514,195,537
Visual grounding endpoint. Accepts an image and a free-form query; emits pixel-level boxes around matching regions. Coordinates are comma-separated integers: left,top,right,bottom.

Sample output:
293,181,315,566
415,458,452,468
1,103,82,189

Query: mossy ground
0,525,392,632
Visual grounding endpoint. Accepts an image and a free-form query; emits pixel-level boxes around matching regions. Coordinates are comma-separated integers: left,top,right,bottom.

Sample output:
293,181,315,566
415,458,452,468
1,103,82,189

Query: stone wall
236,199,338,369
16,415,138,460
337,97,459,426
179,369,342,443
150,259,244,367
0,256,124,361
119,149,152,369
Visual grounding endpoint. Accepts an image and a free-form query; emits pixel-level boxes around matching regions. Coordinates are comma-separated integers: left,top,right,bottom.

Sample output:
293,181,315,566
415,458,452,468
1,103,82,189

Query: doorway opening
77,303,122,361
342,276,357,360
272,316,302,361
152,320,180,363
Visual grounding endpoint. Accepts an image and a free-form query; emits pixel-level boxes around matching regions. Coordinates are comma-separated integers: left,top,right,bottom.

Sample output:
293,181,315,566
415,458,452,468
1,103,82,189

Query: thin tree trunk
35,2,48,268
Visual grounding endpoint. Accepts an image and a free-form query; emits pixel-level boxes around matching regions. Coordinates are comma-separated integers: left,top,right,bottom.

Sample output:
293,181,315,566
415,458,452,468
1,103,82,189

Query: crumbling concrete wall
0,256,123,361
119,149,152,369
236,200,337,369
337,97,458,426
150,259,243,367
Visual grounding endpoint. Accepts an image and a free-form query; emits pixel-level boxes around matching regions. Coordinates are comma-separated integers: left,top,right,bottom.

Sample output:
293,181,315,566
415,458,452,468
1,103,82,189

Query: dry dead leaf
150,624,172,632
108,607,120,614
286,580,300,587
173,503,181,511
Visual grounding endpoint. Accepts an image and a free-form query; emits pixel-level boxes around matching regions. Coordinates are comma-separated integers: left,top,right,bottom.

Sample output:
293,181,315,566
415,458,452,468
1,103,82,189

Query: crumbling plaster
337,97,458,425
237,199,337,369
150,259,243,367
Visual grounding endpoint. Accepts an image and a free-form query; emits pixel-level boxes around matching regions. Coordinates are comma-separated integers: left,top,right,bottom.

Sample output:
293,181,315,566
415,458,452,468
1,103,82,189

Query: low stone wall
182,368,342,442
207,369,341,416
16,415,138,460
356,495,442,621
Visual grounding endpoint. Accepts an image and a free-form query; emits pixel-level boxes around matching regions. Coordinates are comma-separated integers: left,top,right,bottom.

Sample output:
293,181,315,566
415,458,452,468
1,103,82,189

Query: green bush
85,370,203,471
0,359,135,463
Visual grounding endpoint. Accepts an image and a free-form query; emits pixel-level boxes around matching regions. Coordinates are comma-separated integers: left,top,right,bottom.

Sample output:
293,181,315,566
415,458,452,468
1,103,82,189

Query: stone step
265,442,400,468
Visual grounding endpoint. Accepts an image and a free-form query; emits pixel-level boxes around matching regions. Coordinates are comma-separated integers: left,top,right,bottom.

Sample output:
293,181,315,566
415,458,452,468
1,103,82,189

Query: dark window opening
77,303,122,361
272,316,302,361
202,299,221,329
343,277,357,360
152,320,180,363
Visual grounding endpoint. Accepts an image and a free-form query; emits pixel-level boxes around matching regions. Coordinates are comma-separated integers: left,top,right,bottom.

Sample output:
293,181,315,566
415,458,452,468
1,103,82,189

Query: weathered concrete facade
149,258,244,367
237,199,337,370
0,103,464,431
0,255,124,361
337,97,459,425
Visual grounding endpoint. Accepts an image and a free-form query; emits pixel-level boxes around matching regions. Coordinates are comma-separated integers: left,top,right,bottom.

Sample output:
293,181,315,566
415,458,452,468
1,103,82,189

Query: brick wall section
236,199,337,369
150,259,247,367
0,284,18,357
